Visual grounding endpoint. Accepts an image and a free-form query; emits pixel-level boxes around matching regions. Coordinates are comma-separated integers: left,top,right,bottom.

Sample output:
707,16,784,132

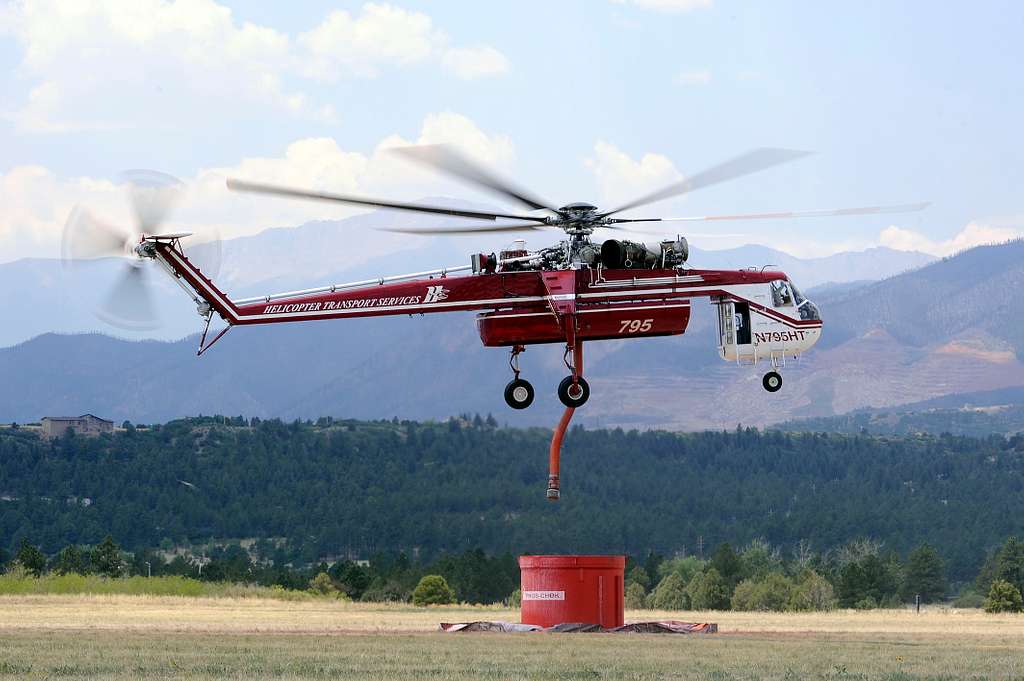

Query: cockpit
770,278,820,321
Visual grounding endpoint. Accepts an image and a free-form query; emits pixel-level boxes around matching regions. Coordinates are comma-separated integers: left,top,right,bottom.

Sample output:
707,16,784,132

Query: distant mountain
687,245,935,289
0,203,934,348
777,385,1024,437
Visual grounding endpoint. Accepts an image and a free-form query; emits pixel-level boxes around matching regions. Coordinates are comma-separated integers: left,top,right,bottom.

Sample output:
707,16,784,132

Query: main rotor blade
392,144,557,212
603,147,811,217
378,222,549,235
226,179,550,223
96,263,159,330
122,169,183,234
607,202,930,224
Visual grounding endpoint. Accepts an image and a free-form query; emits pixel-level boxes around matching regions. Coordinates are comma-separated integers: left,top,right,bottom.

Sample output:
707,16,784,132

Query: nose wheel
762,371,783,393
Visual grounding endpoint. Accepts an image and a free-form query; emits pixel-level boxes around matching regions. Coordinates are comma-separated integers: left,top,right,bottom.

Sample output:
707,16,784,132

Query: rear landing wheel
504,378,535,409
762,371,783,393
557,376,590,408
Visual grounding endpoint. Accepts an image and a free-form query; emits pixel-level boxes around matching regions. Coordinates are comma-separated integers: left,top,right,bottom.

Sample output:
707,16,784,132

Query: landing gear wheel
504,378,535,409
762,371,783,393
557,376,590,408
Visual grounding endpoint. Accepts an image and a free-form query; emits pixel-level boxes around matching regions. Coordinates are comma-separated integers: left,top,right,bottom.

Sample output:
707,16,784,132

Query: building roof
42,414,114,424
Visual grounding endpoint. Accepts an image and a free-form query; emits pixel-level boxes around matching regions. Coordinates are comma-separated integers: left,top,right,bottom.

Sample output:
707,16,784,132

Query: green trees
788,571,837,611
686,568,730,610
649,573,689,610
53,545,87,575
7,418,1024,583
836,553,901,608
710,544,743,591
902,544,947,603
983,580,1023,613
624,582,647,609
91,536,125,578
15,539,46,577
412,575,456,606
993,537,1024,595
731,573,795,612
975,536,1024,603
308,572,347,598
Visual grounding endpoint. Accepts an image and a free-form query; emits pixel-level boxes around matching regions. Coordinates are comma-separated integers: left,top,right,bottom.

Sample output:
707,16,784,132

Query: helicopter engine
601,237,688,269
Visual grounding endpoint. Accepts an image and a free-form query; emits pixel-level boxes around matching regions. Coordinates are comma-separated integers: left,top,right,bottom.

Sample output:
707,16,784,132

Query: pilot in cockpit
771,280,793,307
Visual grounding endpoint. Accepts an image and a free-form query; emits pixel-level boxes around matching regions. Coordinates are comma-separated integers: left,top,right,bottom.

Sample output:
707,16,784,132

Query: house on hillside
41,414,114,439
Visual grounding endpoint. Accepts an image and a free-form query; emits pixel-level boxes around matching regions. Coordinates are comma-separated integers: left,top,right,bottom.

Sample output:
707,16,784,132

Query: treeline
624,536,1024,613
6,534,1024,612
4,416,1024,582
4,535,516,604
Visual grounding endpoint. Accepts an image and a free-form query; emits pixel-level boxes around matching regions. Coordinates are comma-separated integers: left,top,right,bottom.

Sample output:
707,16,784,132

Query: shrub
624,582,647,610
984,579,1023,613
412,575,456,606
731,573,795,611
687,568,730,610
509,589,521,608
788,571,837,611
650,573,690,611
308,572,345,598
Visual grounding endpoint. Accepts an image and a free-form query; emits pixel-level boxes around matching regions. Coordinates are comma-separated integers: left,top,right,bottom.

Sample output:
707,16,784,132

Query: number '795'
619,319,653,334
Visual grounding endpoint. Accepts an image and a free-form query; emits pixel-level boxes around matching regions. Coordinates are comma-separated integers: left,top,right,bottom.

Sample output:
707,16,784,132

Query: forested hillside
3,417,1023,581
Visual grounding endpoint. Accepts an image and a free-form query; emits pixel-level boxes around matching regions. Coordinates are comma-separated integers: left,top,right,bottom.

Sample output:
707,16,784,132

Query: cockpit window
770,280,793,307
788,279,821,321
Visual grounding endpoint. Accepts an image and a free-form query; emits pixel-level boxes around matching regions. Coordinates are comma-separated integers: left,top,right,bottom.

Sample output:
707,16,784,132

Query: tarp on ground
439,620,717,634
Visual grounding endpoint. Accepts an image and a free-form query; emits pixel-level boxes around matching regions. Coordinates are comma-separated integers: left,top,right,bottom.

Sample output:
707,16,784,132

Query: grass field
1,595,1022,680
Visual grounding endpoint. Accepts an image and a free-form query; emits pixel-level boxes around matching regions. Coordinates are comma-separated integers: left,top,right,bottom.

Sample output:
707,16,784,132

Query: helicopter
63,146,926,412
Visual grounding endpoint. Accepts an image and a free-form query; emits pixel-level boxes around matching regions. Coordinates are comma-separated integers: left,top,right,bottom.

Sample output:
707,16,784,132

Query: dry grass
1,595,1023,680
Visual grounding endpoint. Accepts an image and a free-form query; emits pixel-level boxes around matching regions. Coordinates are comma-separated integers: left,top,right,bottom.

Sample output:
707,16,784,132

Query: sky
1,0,1022,264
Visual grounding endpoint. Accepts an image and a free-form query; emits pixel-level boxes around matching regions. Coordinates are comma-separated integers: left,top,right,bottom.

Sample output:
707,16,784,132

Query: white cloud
298,3,442,79
2,1,509,132
442,46,511,80
675,69,711,86
0,112,516,262
613,0,713,12
879,222,1022,257
583,141,682,209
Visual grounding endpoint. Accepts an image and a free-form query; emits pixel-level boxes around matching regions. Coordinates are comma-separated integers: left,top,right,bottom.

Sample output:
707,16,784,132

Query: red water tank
519,555,625,628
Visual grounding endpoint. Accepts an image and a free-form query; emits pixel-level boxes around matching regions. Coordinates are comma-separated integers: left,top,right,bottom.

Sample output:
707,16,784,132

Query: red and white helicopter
64,147,927,498
64,147,926,408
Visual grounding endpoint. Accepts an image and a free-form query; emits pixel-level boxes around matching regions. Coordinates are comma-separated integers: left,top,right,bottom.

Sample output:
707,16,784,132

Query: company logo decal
522,590,565,601
424,285,450,304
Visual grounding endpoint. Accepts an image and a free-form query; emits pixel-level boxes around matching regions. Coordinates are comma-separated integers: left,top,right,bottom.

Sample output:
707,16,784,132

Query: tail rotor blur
61,170,217,330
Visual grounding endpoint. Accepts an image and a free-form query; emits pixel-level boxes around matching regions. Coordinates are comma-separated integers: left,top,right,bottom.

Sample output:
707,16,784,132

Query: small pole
915,594,920,613
145,561,151,578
